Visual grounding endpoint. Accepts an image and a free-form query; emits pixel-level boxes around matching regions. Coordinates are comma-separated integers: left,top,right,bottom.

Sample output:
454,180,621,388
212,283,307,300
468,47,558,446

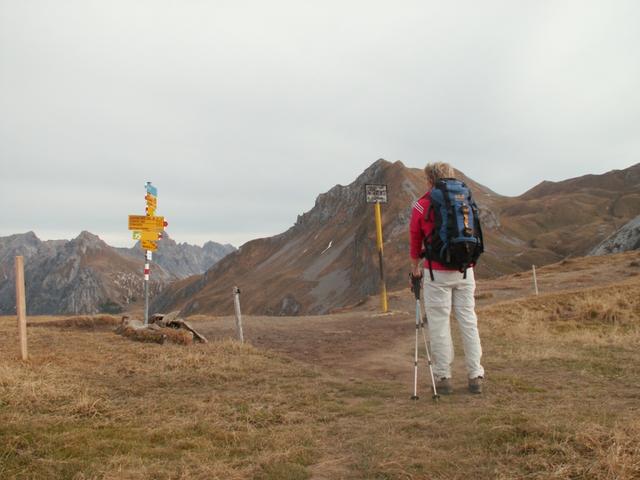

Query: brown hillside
498,163,640,259
151,160,639,317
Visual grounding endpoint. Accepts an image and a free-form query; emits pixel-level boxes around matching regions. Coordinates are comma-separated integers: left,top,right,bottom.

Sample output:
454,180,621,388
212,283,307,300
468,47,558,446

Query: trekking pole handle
409,273,422,301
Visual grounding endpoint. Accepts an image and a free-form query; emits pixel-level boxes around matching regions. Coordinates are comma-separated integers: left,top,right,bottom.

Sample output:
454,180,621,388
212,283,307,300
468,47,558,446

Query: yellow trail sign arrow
141,240,158,251
145,195,157,209
128,215,165,231
139,231,161,242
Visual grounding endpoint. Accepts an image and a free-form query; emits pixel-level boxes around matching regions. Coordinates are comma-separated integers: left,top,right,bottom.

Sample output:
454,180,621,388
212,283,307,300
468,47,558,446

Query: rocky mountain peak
69,231,108,254
0,231,43,262
4,231,40,247
295,159,401,229
118,233,236,279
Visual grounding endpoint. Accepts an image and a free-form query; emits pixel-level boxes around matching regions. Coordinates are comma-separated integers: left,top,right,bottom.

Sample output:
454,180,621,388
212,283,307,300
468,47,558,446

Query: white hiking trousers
422,268,484,380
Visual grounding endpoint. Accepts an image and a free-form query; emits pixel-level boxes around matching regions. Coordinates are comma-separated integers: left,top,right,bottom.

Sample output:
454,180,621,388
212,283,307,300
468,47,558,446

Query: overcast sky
1,1,638,248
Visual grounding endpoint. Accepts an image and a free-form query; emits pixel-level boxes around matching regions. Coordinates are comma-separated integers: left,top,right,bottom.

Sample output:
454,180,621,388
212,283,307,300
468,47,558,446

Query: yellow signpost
140,230,162,242
374,201,388,313
128,215,165,231
365,184,389,313
141,240,158,251
127,182,167,324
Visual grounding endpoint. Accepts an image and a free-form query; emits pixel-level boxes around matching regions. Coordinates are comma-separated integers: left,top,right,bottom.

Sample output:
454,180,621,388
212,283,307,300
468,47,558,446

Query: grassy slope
1,279,640,479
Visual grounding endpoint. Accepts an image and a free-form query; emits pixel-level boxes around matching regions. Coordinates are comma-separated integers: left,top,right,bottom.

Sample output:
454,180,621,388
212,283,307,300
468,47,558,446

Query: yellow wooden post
374,202,388,313
15,256,28,361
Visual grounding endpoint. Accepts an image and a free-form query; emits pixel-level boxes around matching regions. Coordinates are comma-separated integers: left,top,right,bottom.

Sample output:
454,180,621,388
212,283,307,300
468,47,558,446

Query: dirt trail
191,250,640,383
194,309,412,379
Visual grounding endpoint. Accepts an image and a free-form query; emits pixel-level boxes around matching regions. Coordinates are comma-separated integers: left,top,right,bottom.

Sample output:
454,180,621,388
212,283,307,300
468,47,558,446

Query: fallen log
149,312,208,343
117,316,194,345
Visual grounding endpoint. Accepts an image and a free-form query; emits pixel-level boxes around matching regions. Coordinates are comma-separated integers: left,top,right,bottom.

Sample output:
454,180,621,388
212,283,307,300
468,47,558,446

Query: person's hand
412,265,423,279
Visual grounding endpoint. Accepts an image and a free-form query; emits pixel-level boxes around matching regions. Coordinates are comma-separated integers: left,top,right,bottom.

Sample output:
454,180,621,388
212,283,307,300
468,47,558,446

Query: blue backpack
422,178,484,280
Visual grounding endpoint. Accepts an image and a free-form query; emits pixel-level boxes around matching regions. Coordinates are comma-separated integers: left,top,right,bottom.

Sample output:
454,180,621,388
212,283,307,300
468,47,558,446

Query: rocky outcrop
590,215,640,255
117,233,235,278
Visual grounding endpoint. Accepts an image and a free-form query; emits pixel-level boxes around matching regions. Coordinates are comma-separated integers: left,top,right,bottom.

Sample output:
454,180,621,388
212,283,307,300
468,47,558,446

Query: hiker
409,162,485,394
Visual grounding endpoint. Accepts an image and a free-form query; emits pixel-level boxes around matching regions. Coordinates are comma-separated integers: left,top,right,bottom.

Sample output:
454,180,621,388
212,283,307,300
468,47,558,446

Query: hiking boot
436,377,453,395
468,376,483,394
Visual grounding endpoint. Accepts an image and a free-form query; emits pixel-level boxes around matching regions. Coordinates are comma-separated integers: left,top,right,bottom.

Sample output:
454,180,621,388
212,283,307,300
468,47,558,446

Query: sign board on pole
145,195,157,209
139,231,161,242
141,240,158,251
145,183,158,197
365,184,388,204
128,215,165,231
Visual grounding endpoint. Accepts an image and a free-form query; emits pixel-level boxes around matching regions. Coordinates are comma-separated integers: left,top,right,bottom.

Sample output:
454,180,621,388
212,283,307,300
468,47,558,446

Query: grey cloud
1,0,638,246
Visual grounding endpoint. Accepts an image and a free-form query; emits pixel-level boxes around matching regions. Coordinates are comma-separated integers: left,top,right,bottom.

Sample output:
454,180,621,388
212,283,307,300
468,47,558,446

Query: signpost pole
365,184,389,314
144,251,151,325
129,182,166,326
374,201,388,313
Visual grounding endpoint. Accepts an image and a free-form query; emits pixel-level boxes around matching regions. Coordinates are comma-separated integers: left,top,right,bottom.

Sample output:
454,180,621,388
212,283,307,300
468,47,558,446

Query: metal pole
15,256,28,361
374,201,388,313
411,299,419,400
410,274,439,401
420,311,439,400
233,286,244,343
144,251,151,325
532,264,539,296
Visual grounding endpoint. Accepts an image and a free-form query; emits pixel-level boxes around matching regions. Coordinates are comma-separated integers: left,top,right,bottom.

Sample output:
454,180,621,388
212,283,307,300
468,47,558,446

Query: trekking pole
419,305,439,401
411,275,420,400
411,274,440,401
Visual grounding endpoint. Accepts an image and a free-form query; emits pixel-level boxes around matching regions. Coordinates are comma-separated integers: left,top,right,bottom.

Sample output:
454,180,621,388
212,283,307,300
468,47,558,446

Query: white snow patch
320,241,333,255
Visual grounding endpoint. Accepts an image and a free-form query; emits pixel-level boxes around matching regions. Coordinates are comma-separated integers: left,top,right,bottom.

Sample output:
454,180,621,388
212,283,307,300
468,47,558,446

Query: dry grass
1,278,640,479
28,315,121,329
118,326,194,345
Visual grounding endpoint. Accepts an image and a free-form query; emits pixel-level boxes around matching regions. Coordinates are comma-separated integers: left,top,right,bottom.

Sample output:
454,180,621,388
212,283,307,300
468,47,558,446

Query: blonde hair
424,162,455,185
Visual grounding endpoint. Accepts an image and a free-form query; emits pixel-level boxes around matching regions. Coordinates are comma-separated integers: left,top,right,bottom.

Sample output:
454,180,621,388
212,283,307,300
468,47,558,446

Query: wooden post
15,256,28,361
532,264,539,296
374,201,388,313
232,286,244,343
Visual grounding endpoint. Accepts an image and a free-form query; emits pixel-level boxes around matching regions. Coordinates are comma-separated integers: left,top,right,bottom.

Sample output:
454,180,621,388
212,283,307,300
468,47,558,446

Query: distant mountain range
2,160,637,317
152,160,640,317
0,232,235,315
116,235,235,278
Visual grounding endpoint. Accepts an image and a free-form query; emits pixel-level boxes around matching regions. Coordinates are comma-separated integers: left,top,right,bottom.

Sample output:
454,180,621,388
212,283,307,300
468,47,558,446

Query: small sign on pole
15,256,28,361
365,184,389,313
365,184,388,204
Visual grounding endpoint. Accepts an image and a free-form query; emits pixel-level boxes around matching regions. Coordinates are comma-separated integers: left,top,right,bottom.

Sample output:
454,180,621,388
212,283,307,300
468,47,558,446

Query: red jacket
409,192,453,271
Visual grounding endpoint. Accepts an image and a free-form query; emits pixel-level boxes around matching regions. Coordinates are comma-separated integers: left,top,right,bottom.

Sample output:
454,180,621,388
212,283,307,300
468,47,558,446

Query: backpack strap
420,202,436,282
471,201,484,257
423,231,435,282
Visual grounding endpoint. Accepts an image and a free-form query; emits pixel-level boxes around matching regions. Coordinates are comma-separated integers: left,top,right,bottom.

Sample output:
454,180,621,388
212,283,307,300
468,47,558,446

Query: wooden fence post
15,256,28,361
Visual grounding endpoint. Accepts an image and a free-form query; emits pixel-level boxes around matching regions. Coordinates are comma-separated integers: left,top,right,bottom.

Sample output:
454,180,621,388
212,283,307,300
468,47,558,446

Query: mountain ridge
152,159,640,317
0,231,235,315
